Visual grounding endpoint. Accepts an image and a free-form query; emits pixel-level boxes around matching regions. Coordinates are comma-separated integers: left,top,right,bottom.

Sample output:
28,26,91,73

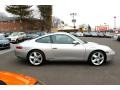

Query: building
0,17,42,32
95,25,109,32
58,26,78,32
114,29,120,34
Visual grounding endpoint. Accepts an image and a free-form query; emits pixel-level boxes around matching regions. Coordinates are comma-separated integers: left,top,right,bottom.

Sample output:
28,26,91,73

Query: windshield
10,32,19,36
69,34,87,44
0,36,6,40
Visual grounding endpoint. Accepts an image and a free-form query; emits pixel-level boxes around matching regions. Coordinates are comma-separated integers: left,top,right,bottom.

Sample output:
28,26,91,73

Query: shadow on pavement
15,58,113,67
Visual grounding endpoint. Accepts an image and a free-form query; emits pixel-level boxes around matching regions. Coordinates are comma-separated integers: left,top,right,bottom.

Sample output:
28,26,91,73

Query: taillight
16,46,23,49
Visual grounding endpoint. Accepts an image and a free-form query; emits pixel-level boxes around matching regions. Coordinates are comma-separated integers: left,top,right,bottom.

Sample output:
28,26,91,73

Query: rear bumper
14,49,27,59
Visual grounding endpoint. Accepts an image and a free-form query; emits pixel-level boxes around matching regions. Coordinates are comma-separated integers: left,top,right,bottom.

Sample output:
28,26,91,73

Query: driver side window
51,34,74,44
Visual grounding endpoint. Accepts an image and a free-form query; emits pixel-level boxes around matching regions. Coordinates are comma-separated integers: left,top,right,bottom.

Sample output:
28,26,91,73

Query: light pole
114,16,116,31
70,13,77,30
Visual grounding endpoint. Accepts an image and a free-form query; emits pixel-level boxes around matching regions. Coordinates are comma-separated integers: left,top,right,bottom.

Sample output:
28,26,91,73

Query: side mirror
72,41,79,45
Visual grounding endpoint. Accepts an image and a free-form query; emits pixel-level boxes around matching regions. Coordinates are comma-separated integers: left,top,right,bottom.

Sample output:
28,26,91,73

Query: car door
50,34,86,61
35,36,53,60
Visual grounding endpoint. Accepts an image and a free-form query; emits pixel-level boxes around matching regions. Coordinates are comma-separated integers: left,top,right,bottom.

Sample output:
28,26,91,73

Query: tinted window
11,32,18,36
51,34,74,44
36,36,51,43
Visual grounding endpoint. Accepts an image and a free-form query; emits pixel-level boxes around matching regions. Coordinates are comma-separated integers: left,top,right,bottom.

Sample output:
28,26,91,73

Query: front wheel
27,50,45,66
89,51,106,66
15,39,19,44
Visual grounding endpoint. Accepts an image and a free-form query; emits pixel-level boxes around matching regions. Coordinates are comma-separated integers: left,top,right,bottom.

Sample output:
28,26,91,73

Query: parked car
4,32,12,37
0,71,43,85
25,34,39,40
15,32,115,66
117,35,120,41
113,34,120,41
90,32,98,37
104,32,114,38
75,32,84,37
0,35,10,49
70,32,77,36
98,32,105,37
7,32,26,43
83,32,91,37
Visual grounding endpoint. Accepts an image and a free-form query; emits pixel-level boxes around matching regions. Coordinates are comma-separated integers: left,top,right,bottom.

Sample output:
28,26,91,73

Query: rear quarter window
36,36,51,43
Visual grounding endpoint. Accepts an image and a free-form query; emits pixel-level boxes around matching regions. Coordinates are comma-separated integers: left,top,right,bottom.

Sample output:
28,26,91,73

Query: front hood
86,42,99,45
0,40,9,44
84,42,113,52
8,36,18,39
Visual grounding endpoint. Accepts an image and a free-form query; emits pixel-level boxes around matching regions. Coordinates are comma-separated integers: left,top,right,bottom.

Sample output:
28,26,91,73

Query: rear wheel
89,51,106,66
27,50,45,66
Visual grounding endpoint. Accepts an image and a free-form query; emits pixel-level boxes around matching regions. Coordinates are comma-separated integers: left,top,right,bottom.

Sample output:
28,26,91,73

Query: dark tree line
5,5,52,32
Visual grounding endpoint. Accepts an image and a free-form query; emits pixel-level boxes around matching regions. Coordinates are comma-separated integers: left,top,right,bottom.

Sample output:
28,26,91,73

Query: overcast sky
0,0,120,28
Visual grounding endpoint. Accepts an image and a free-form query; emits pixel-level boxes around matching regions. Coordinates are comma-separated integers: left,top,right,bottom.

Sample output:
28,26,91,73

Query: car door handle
52,48,57,49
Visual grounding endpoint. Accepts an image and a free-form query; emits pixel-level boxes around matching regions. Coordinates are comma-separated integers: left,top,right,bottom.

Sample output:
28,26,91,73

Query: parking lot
0,44,15,55
0,37,120,85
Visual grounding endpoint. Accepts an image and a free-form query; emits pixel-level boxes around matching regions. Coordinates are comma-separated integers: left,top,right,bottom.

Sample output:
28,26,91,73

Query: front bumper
7,38,17,43
106,50,115,61
11,39,17,43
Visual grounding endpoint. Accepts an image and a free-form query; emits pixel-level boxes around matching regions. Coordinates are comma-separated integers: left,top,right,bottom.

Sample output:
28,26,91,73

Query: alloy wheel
29,51,43,66
91,51,105,66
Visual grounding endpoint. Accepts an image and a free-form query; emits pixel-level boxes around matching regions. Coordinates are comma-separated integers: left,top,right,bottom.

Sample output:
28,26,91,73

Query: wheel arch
88,49,107,62
27,49,46,60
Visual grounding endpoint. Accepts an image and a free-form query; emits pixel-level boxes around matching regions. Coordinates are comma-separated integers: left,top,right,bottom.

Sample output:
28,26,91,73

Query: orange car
0,71,43,85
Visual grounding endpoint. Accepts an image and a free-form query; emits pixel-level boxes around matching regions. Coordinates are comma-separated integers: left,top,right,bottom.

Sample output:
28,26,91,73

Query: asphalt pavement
0,37,120,85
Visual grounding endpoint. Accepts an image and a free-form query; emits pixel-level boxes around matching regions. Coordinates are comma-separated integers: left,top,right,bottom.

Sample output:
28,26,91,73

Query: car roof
33,32,71,40
44,32,69,36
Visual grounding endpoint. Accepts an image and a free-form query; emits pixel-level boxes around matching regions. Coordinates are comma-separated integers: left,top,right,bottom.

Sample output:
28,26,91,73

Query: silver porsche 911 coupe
15,32,115,66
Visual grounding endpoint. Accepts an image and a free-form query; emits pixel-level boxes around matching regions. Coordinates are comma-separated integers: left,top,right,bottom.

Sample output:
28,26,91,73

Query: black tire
15,39,19,44
27,50,45,66
88,51,106,66
117,36,120,41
